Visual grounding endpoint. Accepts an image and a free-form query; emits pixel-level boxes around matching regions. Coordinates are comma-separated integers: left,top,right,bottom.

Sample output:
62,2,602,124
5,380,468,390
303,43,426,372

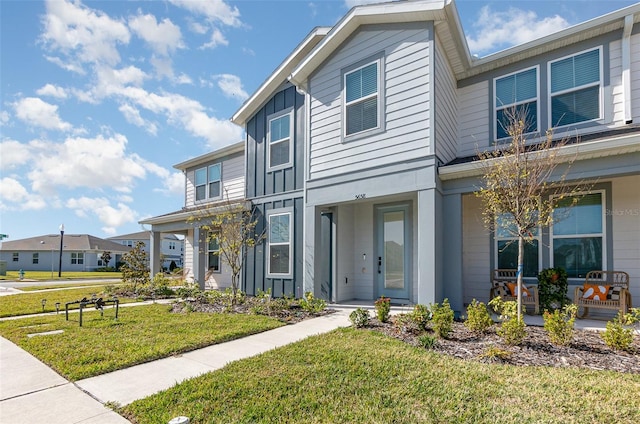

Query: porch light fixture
41,299,46,312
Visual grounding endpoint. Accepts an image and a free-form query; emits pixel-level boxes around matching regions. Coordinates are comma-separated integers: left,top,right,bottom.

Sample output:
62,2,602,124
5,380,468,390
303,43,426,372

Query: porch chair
490,269,540,314
574,271,632,318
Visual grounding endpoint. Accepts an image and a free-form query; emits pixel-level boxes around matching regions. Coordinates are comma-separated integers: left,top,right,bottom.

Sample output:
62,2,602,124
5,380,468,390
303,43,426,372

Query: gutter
438,132,640,181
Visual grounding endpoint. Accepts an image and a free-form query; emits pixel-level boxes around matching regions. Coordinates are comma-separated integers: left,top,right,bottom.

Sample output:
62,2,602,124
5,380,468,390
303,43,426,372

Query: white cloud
128,12,184,56
41,0,130,66
27,133,147,195
66,196,137,232
188,21,208,35
13,97,72,131
0,177,47,211
214,74,248,101
0,110,10,125
118,103,158,135
200,28,228,49
466,6,570,55
149,55,176,80
242,47,255,56
169,0,242,27
175,73,193,85
36,84,68,99
0,139,32,169
44,55,86,74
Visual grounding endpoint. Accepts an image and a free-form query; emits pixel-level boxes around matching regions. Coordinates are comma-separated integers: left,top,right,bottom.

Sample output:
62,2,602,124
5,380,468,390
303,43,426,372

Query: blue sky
1,0,637,241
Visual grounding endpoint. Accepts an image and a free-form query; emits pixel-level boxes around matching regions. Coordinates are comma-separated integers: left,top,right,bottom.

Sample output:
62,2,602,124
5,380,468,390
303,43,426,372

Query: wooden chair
489,269,539,314
574,271,631,318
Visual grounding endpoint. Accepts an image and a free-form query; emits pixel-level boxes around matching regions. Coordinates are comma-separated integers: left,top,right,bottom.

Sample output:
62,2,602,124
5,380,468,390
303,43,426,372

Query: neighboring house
108,231,184,271
230,0,640,313
139,142,245,289
0,234,131,272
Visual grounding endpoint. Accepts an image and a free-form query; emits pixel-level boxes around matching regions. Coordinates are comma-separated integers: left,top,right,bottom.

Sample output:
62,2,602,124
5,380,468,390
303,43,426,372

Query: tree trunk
517,235,524,320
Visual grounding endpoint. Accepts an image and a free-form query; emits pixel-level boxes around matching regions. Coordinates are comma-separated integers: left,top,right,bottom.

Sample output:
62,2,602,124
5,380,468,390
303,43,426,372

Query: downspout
622,14,634,124
293,78,311,299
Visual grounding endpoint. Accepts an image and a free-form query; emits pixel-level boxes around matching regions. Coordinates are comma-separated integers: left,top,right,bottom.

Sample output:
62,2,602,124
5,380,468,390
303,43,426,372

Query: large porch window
551,192,604,278
208,231,220,272
494,213,540,277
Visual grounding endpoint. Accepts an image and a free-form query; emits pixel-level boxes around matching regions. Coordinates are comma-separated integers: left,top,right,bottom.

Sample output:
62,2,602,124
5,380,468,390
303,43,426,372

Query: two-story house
107,231,184,270
139,141,245,289
232,0,639,312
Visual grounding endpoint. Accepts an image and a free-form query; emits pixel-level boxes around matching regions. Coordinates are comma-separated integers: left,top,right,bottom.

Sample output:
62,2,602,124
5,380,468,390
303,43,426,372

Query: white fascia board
231,26,330,126
464,4,640,78
439,133,640,181
173,141,244,171
289,0,448,86
140,201,253,226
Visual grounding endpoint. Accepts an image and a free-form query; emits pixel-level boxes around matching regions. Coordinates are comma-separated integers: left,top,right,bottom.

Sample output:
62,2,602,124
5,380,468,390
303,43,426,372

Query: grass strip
0,304,284,380
123,328,640,424
19,282,125,291
0,271,122,281
0,286,134,317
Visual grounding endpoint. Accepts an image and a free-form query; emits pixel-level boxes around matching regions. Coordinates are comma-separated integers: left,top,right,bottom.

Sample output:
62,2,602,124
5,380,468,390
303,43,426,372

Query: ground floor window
267,209,292,278
12,253,18,262
32,253,39,264
494,213,540,277
71,252,84,265
208,231,220,272
552,192,603,278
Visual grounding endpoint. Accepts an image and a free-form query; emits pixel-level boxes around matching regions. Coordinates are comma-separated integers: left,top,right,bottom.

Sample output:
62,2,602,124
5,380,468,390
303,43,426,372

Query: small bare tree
189,193,265,303
121,241,150,292
476,109,589,319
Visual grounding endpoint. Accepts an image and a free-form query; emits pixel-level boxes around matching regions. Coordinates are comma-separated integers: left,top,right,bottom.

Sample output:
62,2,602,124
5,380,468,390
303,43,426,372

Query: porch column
443,193,463,314
303,204,316,298
417,188,442,305
149,231,162,277
193,227,205,290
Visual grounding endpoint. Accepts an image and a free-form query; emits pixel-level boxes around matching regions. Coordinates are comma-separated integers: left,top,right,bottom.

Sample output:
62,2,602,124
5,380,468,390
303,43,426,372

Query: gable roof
173,141,244,171
107,231,180,241
288,0,640,84
0,234,132,253
231,26,331,126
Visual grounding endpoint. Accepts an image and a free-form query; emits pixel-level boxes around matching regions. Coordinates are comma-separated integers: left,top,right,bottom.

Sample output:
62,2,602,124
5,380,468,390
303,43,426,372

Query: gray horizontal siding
308,23,432,181
434,35,458,164
246,85,305,198
456,80,489,158
184,152,245,207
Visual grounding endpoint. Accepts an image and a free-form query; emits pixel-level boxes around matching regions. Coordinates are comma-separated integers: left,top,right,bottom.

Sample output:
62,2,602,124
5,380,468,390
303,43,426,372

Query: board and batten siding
611,175,640,309
245,85,305,198
242,197,304,298
434,35,458,165
184,153,245,208
308,23,432,181
462,193,491,305
456,80,489,158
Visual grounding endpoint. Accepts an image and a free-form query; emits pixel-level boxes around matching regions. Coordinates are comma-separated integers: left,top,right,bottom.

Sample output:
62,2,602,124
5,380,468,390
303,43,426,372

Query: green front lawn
0,270,122,281
0,286,134,317
18,282,125,291
123,328,640,424
0,304,284,380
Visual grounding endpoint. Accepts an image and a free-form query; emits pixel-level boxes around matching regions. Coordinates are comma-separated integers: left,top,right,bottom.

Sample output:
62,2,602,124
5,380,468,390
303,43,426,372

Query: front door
318,211,333,302
375,204,411,301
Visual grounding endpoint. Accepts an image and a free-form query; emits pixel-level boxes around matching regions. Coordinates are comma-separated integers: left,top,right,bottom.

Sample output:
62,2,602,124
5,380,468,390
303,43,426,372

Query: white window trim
547,46,603,129
549,190,606,280
266,208,293,279
32,253,39,264
12,252,18,262
195,163,223,202
493,65,540,141
71,252,84,265
266,108,294,172
342,58,382,139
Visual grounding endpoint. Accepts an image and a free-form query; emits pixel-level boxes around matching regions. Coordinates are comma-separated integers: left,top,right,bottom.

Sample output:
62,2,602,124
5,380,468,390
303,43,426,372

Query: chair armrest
574,286,584,301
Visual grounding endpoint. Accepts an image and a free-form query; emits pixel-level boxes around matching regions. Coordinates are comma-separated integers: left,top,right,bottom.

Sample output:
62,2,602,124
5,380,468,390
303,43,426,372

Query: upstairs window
344,61,379,137
550,48,601,127
267,109,293,170
195,163,222,201
495,67,538,140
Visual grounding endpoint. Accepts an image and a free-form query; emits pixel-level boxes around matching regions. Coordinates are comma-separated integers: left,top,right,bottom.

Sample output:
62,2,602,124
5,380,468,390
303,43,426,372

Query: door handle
378,257,382,274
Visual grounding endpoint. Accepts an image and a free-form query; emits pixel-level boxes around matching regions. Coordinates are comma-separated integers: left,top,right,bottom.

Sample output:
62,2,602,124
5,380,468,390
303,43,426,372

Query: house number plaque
355,193,366,199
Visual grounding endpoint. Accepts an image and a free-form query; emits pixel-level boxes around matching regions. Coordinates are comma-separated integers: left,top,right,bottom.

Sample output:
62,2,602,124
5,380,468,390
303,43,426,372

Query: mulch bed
367,317,640,374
